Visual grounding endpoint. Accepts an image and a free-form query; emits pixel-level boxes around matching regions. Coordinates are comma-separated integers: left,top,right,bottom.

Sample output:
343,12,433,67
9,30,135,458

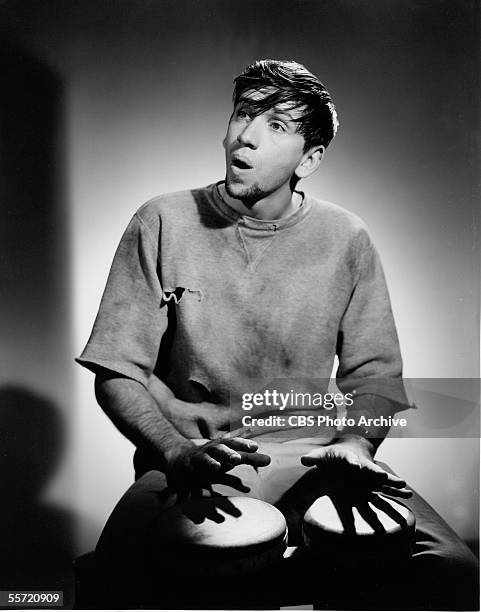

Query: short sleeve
336,234,410,410
76,212,167,387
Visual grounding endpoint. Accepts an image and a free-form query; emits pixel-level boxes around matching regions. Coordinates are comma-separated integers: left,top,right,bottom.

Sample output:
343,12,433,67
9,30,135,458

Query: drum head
153,496,287,575
303,493,415,560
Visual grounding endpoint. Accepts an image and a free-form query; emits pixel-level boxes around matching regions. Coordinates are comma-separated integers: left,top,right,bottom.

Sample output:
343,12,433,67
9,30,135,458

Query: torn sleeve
76,212,167,388
336,232,410,411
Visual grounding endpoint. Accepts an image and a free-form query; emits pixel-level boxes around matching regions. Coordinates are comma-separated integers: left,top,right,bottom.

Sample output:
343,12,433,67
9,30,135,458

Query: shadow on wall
0,387,75,583
0,39,67,329
0,40,75,601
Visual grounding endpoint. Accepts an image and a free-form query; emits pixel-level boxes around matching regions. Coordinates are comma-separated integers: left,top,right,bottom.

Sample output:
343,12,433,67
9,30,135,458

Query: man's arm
76,207,270,489
95,373,191,467
301,230,412,498
95,372,270,491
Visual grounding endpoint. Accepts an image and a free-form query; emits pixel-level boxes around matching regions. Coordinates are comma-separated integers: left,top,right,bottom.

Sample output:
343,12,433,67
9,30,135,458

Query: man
77,60,478,609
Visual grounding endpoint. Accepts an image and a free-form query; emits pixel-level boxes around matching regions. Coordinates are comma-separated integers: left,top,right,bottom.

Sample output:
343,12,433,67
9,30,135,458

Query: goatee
224,179,265,209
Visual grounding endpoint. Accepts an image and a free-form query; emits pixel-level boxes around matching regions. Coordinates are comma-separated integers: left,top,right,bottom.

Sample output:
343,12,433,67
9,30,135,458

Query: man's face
223,88,308,205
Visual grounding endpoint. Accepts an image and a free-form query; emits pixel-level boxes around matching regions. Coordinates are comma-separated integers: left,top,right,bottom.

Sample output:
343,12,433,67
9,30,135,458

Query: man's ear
295,145,325,179
222,136,227,150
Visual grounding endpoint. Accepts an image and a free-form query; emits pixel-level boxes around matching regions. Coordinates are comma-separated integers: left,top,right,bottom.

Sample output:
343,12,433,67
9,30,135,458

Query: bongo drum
153,496,288,576
302,493,415,563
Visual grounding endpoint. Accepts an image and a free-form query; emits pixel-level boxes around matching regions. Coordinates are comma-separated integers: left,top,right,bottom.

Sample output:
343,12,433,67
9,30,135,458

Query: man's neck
218,182,302,221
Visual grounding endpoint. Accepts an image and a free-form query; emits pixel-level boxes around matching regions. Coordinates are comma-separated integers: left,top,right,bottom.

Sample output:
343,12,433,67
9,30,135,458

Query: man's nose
237,117,261,148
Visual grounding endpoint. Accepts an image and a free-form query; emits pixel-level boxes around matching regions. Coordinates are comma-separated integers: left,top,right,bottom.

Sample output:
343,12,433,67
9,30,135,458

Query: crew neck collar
211,181,311,231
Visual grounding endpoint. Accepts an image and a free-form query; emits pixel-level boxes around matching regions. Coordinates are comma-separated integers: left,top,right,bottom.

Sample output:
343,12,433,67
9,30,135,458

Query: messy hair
233,59,339,152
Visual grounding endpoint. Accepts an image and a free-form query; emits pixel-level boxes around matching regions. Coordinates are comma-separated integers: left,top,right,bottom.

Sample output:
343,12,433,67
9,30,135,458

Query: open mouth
231,157,253,170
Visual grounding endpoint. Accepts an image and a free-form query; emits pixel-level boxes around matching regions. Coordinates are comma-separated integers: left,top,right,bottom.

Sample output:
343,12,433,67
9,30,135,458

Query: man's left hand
300,436,412,498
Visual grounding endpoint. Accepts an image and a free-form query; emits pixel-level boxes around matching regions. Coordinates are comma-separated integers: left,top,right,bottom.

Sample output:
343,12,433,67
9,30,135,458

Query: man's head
223,59,339,207
232,59,339,153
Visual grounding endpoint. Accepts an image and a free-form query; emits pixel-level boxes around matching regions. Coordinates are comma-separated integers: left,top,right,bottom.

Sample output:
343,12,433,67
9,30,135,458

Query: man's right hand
165,436,271,494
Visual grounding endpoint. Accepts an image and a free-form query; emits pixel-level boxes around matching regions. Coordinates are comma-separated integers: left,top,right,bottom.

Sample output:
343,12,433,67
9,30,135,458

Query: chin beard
224,178,265,209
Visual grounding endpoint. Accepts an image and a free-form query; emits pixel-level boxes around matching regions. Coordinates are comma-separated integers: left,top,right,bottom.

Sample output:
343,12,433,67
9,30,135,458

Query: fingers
237,451,271,467
300,448,326,467
364,461,407,487
301,447,361,468
384,472,408,488
223,437,259,453
202,439,271,470
378,485,413,498
192,452,222,473
205,443,242,469
208,443,271,469
225,426,253,439
358,461,409,493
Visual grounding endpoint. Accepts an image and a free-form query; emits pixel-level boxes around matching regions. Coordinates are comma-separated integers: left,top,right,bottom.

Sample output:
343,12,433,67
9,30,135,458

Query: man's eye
270,121,286,132
237,109,249,119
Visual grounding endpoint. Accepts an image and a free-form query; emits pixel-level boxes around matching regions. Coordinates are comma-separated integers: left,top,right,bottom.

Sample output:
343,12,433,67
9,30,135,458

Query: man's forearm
95,374,192,464
147,374,240,438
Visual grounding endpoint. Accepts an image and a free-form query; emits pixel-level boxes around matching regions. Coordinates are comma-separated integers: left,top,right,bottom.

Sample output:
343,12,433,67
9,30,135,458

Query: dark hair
233,59,339,152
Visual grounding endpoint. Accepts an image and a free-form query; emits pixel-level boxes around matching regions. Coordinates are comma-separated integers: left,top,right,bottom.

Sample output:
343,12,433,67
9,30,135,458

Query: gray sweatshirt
77,182,407,417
